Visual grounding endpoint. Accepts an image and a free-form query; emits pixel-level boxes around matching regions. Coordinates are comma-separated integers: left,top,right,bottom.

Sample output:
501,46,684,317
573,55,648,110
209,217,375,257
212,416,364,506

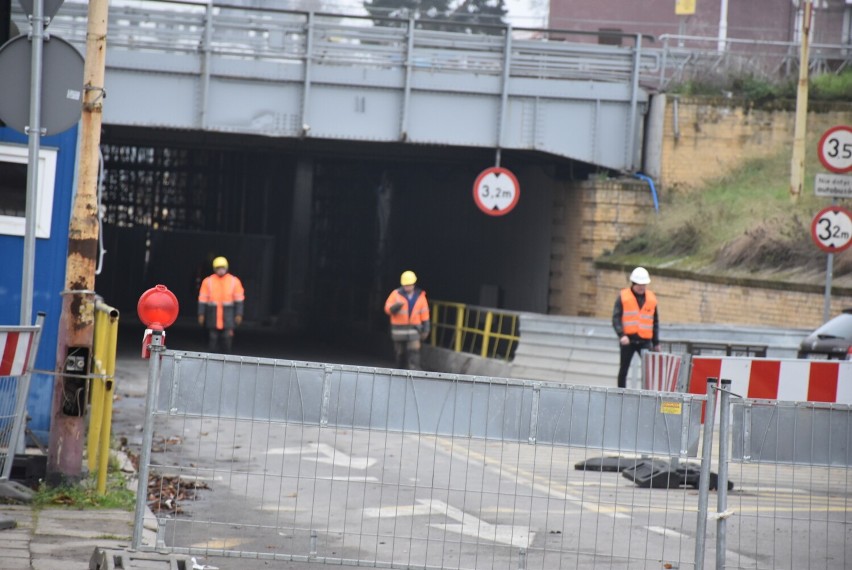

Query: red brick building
548,0,851,48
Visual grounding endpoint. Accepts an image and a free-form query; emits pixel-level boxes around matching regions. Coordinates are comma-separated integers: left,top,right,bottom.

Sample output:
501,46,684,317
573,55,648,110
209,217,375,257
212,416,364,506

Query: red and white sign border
472,166,520,217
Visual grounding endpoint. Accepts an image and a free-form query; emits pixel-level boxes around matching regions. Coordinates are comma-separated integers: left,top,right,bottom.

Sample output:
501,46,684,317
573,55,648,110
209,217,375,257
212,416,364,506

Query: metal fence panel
718,400,852,569
732,401,852,467
139,350,709,569
157,352,701,457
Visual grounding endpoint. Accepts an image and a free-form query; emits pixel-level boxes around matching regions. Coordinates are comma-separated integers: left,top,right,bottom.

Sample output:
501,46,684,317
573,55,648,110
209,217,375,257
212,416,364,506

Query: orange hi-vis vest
620,288,656,339
199,273,245,329
385,288,430,327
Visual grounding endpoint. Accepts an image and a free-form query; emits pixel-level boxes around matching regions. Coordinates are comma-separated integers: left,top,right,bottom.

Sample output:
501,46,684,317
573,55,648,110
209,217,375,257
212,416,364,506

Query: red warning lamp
137,284,179,331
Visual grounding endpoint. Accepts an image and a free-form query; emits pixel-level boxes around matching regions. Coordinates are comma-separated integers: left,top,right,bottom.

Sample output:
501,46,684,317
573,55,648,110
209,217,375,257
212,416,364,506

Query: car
798,310,852,360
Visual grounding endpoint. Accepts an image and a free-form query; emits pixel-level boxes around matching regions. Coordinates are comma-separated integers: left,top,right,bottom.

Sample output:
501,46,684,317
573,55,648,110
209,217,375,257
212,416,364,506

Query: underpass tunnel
97,126,593,360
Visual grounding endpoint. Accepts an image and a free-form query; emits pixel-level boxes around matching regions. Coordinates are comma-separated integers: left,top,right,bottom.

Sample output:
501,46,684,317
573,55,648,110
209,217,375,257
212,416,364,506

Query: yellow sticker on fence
660,401,683,415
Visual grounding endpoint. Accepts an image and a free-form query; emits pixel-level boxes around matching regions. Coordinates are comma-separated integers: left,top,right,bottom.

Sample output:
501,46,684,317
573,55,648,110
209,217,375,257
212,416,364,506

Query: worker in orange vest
612,266,660,389
198,256,245,353
384,270,430,370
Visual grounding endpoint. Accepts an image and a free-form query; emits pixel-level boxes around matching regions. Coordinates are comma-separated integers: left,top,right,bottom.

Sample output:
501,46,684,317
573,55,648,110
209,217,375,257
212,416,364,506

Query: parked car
798,310,852,360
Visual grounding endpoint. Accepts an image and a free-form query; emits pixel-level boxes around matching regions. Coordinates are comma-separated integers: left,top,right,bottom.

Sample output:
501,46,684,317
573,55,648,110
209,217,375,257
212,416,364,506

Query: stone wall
550,178,656,316
658,97,852,192
594,265,852,330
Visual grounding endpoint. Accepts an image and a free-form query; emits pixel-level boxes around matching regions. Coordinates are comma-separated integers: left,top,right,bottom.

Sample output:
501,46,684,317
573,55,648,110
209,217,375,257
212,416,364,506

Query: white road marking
363,499,534,548
646,525,687,539
266,443,377,469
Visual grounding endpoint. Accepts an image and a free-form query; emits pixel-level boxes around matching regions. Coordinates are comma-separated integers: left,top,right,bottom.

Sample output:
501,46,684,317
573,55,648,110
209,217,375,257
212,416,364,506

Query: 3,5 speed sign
817,126,852,174
811,206,852,254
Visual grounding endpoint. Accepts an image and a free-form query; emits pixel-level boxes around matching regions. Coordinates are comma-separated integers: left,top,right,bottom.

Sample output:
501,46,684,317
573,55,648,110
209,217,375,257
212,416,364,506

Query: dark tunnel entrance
97,126,589,346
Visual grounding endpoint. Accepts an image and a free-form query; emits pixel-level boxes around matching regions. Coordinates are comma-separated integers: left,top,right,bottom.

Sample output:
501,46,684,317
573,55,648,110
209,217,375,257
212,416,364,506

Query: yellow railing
429,300,520,361
87,299,120,495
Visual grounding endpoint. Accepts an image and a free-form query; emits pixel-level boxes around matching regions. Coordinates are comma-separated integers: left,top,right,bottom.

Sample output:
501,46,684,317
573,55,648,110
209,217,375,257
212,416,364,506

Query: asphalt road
111,327,849,570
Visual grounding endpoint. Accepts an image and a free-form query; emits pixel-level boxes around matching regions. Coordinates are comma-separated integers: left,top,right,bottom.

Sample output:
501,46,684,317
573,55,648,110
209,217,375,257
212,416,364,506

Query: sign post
810,206,852,322
813,126,852,323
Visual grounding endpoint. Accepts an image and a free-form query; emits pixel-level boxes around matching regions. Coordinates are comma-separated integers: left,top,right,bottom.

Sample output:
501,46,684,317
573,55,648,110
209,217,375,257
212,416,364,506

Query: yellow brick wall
550,178,655,316
594,266,852,330
659,99,852,192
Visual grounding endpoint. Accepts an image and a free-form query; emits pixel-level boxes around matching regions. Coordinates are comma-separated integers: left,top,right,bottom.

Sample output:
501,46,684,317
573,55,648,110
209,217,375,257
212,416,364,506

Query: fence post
480,311,494,358
715,378,732,570
132,330,165,549
454,305,464,353
694,377,718,570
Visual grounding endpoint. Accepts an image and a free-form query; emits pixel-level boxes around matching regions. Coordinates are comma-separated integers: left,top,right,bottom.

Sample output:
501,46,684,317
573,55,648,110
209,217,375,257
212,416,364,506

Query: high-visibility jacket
620,288,656,340
198,273,245,330
385,287,430,328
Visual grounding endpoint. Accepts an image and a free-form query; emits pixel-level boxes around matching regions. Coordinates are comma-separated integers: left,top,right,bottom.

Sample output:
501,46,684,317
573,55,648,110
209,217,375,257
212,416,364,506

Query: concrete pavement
0,330,393,570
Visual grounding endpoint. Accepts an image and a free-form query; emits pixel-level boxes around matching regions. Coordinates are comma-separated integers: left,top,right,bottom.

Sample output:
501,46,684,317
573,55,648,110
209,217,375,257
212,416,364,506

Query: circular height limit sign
811,206,852,253
817,126,852,174
473,167,520,216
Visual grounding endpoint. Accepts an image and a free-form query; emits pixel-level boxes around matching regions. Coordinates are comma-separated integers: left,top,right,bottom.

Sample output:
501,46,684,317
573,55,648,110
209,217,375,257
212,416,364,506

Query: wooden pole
46,0,109,484
789,0,812,202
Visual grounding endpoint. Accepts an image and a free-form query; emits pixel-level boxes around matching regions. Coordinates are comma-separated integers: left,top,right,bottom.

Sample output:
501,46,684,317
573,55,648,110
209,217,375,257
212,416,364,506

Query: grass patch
30,456,136,511
603,130,852,281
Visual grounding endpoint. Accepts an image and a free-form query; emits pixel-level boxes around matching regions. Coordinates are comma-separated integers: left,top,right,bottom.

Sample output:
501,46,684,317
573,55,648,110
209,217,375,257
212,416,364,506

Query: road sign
815,172,852,198
0,34,83,135
817,126,852,174
473,166,520,216
811,206,852,254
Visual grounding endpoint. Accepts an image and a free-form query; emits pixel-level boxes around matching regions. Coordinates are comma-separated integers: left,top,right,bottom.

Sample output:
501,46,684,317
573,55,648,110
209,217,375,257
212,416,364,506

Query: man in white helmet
612,266,660,388
384,270,430,370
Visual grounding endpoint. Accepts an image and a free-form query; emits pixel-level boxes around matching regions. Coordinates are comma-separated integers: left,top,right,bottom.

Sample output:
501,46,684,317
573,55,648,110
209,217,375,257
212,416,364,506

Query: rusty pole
46,0,109,484
789,0,812,202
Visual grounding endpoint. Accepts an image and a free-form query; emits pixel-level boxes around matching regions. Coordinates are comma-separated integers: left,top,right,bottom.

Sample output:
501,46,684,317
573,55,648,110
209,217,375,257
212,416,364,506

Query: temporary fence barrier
0,314,45,480
133,347,708,569
714,398,852,569
689,357,852,404
130,342,852,569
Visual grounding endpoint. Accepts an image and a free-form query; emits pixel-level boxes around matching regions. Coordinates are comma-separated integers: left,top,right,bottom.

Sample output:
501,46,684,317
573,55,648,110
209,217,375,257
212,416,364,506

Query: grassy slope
603,126,852,286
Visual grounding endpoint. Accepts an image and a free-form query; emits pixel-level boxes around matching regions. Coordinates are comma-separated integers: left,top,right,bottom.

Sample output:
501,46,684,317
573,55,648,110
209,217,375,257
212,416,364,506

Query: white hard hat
630,266,651,285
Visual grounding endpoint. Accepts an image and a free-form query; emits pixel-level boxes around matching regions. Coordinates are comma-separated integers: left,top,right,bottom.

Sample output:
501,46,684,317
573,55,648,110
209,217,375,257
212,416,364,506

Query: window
0,143,57,238
598,28,623,47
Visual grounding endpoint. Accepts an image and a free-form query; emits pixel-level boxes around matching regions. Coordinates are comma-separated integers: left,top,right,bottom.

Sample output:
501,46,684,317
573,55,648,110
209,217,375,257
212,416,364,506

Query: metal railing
86,298,120,495
429,301,520,362
15,1,660,85
14,2,850,93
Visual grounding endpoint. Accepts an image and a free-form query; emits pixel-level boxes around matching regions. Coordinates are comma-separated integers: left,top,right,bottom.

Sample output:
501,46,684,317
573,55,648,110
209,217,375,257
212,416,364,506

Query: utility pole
46,0,109,484
790,0,812,202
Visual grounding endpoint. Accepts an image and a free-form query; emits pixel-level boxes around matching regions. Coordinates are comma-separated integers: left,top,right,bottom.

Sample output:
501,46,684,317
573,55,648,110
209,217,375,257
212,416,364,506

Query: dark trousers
392,339,421,370
618,339,653,388
208,329,234,353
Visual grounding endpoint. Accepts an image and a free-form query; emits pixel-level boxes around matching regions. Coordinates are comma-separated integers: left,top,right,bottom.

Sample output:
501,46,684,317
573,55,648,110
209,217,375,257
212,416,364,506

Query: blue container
0,126,78,443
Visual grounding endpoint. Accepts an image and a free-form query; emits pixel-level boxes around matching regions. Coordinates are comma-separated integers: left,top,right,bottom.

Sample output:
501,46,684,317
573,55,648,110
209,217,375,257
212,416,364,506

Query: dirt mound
714,219,852,278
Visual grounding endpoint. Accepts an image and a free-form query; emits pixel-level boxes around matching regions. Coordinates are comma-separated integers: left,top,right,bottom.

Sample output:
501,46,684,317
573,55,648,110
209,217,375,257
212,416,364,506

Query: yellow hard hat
400,270,417,286
212,256,229,270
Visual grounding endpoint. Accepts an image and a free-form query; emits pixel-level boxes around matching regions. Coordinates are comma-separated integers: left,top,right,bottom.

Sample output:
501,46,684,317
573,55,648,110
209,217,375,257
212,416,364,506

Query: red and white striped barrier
688,357,852,404
642,352,683,392
0,330,36,377
0,322,43,480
